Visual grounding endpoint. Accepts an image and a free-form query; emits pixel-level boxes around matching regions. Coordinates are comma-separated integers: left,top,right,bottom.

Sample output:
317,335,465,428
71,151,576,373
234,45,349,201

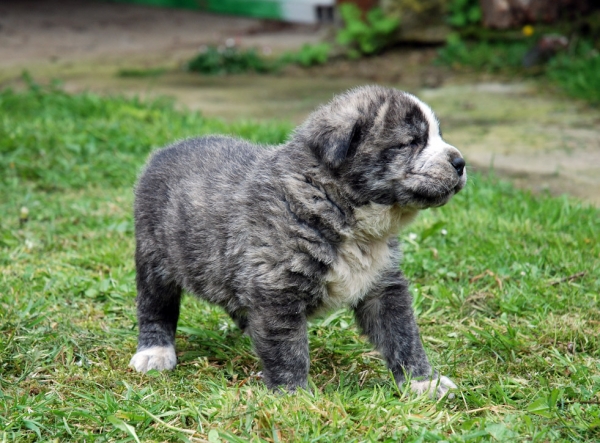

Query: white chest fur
324,203,417,309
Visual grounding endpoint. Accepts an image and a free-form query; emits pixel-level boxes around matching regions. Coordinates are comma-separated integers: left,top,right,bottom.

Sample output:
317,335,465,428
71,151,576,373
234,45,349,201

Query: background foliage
446,0,482,28
336,3,400,58
187,45,279,75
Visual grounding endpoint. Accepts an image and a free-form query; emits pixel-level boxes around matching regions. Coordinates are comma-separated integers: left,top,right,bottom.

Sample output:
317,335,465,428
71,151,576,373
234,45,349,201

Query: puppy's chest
320,203,414,310
324,237,393,309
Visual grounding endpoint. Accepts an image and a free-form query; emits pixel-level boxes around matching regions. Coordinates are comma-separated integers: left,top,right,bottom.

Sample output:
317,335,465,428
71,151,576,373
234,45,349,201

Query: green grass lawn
1,85,599,442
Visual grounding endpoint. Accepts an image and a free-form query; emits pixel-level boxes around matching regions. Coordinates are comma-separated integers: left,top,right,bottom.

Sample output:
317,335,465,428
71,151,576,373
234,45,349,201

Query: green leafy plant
337,4,399,58
187,45,276,75
189,42,332,75
282,43,332,67
447,0,482,28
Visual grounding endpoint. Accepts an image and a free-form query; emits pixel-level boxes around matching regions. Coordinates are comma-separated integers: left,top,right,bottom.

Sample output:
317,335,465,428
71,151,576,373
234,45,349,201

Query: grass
1,85,599,442
546,40,600,105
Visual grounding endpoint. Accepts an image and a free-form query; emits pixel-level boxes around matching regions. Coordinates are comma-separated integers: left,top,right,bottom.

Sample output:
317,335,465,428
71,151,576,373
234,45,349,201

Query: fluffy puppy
130,85,466,398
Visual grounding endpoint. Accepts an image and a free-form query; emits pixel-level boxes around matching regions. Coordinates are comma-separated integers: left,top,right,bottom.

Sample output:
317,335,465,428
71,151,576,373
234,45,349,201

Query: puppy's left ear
309,121,363,170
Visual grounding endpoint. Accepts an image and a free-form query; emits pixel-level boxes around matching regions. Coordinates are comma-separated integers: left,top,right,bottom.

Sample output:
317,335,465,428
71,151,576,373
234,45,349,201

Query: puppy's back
138,135,261,190
136,135,262,213
134,136,265,296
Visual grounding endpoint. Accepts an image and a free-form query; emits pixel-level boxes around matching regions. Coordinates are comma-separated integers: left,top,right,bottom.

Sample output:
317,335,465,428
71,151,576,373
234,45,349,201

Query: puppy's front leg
354,271,456,399
247,304,309,392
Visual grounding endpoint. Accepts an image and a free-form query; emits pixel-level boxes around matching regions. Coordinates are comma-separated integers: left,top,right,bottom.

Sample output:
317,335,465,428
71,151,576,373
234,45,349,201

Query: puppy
130,86,466,398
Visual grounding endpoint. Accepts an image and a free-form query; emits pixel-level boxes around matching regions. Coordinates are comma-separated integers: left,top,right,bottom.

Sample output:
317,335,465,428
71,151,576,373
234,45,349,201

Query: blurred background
1,0,599,204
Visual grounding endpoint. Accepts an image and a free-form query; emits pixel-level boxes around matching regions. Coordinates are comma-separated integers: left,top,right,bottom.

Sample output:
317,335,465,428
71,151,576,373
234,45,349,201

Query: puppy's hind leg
130,257,182,373
354,271,456,399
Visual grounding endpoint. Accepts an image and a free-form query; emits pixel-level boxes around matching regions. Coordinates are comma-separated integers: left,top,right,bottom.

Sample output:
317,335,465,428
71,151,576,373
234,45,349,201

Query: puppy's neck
351,203,418,241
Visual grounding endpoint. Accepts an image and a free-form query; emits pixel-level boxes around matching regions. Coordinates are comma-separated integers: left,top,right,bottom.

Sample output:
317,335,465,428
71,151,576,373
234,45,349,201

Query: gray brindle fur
130,86,466,398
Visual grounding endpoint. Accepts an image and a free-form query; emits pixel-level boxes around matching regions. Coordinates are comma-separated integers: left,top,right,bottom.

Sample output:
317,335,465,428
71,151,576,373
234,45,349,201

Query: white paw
410,375,457,399
129,346,177,373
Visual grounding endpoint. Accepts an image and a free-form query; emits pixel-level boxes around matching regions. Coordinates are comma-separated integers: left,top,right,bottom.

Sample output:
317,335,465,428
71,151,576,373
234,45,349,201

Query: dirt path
2,0,599,205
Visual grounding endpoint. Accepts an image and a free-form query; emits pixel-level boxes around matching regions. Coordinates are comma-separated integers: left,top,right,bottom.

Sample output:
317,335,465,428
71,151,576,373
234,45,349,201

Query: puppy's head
296,86,466,209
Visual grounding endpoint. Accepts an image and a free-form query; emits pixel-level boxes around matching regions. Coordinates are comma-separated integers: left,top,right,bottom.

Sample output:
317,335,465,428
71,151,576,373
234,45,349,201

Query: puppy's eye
408,140,420,149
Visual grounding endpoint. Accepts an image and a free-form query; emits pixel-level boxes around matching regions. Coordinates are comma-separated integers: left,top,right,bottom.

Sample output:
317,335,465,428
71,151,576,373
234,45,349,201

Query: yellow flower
523,25,534,37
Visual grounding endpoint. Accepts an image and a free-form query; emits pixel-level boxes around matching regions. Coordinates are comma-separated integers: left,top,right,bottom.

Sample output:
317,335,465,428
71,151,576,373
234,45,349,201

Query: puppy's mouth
411,189,454,208
402,179,464,209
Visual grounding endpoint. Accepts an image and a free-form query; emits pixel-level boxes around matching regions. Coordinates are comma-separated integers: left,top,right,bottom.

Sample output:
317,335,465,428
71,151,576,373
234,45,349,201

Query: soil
1,0,599,206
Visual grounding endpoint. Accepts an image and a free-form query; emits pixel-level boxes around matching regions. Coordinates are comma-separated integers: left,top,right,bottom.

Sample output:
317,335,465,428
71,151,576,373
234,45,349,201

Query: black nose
451,157,465,176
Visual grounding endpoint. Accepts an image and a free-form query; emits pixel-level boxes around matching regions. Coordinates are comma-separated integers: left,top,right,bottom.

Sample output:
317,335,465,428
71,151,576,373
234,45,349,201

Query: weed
188,42,332,75
281,43,332,67
187,45,277,75
337,4,399,58
447,0,482,28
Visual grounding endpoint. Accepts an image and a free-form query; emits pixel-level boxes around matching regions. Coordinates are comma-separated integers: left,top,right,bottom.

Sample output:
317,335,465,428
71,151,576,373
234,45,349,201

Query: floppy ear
310,121,363,170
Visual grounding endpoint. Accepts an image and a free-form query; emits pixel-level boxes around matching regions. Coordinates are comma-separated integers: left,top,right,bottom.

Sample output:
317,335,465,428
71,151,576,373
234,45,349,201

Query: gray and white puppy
130,85,466,398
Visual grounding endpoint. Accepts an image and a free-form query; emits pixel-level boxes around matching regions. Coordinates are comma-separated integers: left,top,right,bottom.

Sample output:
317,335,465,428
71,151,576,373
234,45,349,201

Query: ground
1,0,599,205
